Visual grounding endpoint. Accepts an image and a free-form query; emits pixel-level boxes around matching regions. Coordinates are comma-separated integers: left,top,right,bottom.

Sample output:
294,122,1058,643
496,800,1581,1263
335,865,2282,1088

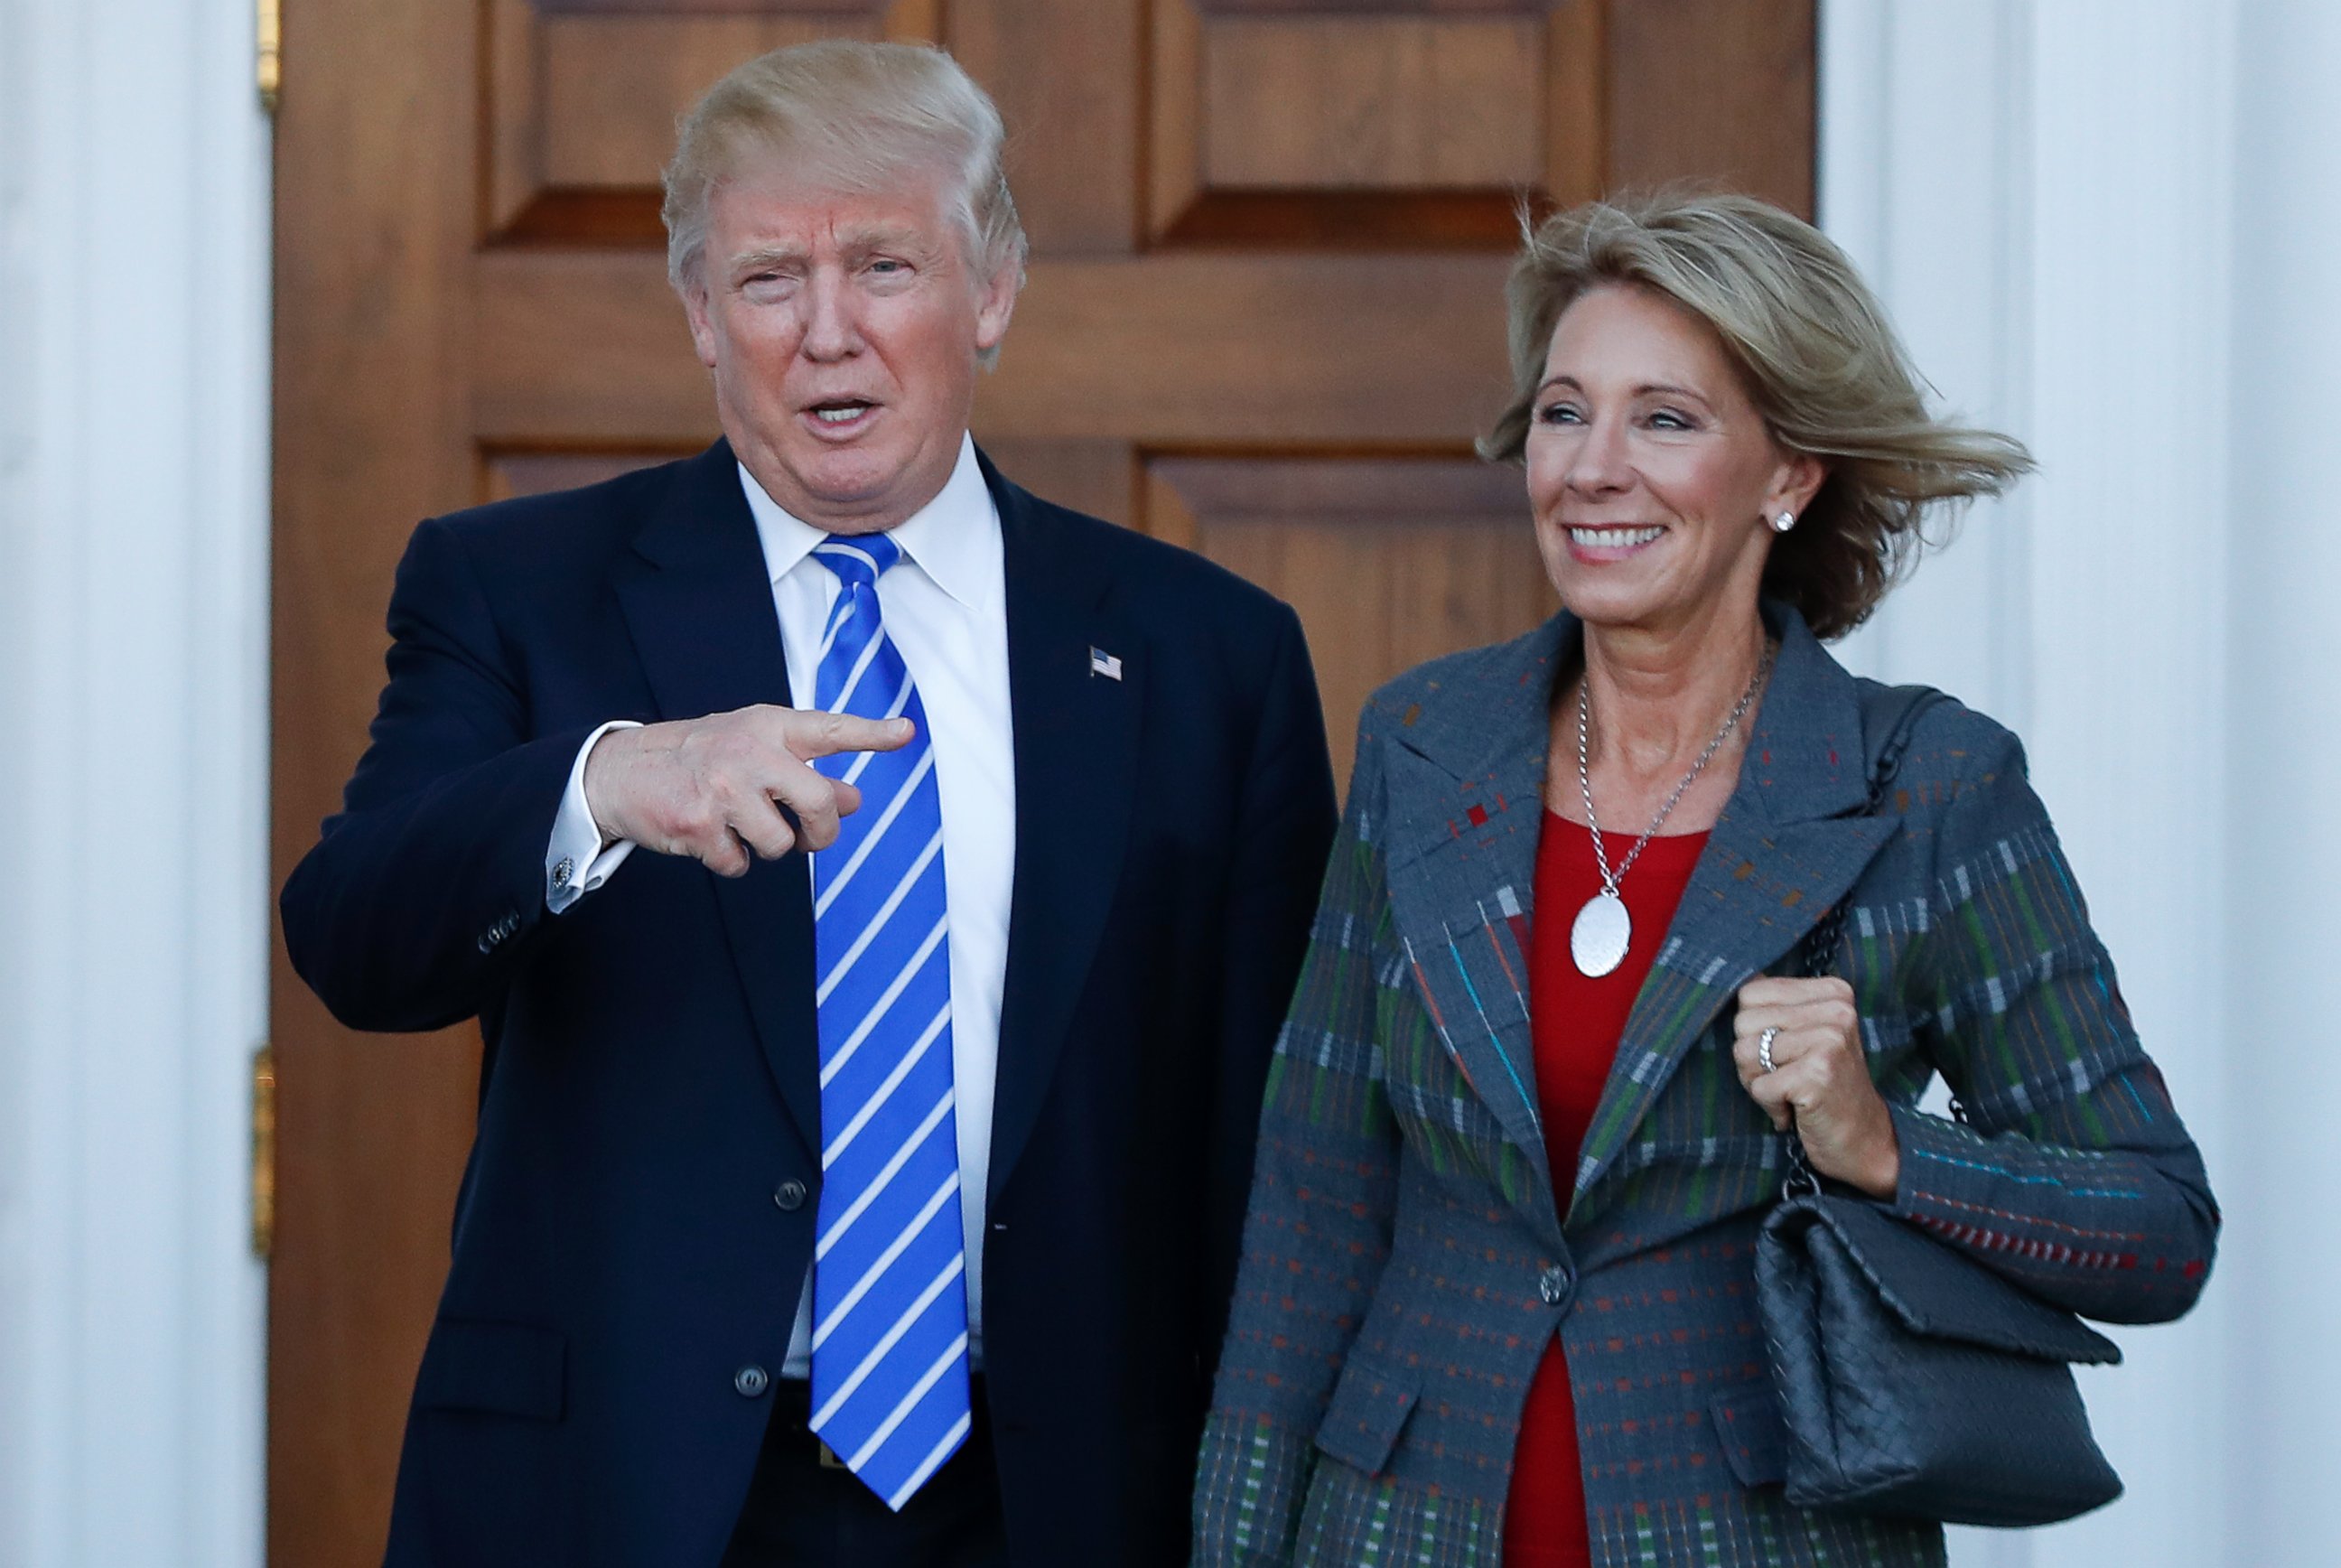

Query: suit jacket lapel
1565,609,1899,1223
610,440,823,1161
1380,618,1568,1243
983,455,1143,1206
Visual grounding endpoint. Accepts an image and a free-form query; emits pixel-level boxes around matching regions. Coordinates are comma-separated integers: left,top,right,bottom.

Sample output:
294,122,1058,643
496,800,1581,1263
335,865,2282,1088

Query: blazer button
734,1365,770,1398
1538,1265,1572,1306
772,1180,808,1212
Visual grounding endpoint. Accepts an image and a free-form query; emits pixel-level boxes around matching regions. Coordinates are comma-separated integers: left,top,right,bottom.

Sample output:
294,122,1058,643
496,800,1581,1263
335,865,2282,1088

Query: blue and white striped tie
805,534,971,1510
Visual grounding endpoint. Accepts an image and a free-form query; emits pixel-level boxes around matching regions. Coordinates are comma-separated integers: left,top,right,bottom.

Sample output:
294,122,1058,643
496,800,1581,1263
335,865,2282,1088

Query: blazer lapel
1566,609,1900,1222
1380,617,1569,1242
983,456,1143,1207
611,440,823,1162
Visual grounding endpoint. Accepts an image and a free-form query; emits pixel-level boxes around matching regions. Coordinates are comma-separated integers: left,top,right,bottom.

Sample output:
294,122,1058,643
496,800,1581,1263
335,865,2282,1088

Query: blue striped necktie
805,533,970,1510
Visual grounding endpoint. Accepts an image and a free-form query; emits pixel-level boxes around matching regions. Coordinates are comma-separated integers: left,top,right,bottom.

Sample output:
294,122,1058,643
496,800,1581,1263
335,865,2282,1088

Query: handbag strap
1781,684,1950,1198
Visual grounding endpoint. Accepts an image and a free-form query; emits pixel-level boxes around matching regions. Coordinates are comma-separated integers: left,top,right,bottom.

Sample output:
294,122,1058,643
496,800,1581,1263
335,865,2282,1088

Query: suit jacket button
734,1365,769,1398
772,1181,808,1211
1539,1265,1571,1306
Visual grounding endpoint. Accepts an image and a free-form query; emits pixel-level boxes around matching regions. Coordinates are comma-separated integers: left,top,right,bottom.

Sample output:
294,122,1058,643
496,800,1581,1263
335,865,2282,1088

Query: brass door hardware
252,1043,276,1260
257,0,282,115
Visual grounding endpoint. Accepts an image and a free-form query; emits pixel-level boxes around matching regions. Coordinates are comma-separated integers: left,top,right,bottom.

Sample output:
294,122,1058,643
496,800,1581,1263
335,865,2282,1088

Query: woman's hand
1732,975,1900,1199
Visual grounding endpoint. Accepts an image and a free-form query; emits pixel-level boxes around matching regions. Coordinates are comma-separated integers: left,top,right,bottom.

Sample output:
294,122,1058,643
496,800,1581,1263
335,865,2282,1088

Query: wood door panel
928,254,1513,442
536,16,863,186
471,250,1514,443
534,0,900,11
269,1006,480,1568
1200,16,1547,190
1198,0,1543,12
1146,456,1553,784
485,446,703,500
967,438,1138,530
275,1,1813,1559
489,0,938,242
947,0,1142,254
1149,0,1602,247
1609,0,1814,214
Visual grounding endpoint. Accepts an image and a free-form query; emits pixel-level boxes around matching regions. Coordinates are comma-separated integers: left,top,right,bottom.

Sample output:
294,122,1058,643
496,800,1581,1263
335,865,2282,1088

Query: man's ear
682,280,721,370
973,257,1021,356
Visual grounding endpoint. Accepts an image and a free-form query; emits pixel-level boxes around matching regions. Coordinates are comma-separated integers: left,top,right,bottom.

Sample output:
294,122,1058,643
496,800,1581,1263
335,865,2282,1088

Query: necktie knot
812,534,903,592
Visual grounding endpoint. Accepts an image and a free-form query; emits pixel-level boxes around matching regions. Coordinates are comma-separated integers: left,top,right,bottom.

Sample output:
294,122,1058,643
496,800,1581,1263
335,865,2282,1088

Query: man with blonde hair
282,40,1335,1568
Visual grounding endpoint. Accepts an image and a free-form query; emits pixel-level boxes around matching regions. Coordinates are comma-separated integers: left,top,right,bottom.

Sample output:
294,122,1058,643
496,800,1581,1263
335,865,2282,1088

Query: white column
0,2,271,1564
1822,5,2237,1567
2017,10,2234,1566
1820,0,2037,731
2224,4,2341,1563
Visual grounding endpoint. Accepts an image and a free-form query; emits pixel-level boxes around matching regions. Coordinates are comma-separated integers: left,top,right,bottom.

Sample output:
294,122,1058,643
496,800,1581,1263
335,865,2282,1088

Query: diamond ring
1758,1026,1780,1074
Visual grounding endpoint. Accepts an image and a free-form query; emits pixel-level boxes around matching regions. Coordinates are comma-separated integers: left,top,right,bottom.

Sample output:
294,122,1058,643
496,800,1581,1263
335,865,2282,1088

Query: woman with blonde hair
1191,192,2216,1568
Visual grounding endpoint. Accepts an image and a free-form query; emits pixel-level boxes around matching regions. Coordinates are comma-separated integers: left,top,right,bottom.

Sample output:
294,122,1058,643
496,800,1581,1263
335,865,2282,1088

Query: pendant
1571,891,1632,978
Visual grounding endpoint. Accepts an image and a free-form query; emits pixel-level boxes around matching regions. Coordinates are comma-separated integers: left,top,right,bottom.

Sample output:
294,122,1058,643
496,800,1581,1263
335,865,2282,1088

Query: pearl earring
1769,511,1797,534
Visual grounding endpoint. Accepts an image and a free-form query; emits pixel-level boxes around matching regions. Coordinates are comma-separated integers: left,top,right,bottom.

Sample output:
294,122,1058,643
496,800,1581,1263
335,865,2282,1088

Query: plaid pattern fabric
1193,607,2217,1568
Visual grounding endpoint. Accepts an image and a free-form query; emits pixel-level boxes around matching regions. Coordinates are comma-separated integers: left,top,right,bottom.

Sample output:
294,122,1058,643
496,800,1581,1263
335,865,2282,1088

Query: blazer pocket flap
1710,1387,1787,1489
1312,1352,1419,1476
416,1318,566,1422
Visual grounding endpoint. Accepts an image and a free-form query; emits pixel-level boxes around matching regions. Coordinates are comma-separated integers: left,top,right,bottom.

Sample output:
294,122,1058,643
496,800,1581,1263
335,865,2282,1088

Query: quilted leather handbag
1753,687,2126,1526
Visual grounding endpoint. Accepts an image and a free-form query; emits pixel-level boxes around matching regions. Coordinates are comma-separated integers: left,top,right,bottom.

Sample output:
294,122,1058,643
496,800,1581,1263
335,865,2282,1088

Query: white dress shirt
543,434,1016,1377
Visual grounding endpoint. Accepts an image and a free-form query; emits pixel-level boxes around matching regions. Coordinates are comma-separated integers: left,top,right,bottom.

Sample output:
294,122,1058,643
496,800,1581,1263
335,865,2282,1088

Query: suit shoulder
1024,491,1296,634
1365,621,1548,722
419,455,689,567
1851,678,2026,783
1849,680,2043,865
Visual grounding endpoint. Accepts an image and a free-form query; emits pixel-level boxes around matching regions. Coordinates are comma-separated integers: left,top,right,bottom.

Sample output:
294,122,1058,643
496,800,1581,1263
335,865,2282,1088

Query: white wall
1823,1,2338,1564
0,1,271,1564
2221,2,2341,1562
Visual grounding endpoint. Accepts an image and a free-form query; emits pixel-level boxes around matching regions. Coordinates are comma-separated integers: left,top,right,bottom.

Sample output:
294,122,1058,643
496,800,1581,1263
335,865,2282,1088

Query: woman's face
1525,285,1821,640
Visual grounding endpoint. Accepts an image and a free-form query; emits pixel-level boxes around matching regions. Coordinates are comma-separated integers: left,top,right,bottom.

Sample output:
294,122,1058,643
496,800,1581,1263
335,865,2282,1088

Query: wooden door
269,1,1813,1559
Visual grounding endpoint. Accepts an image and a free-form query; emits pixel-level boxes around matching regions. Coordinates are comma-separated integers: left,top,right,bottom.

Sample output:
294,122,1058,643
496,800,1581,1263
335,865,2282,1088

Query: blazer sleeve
1886,722,2220,1324
1193,708,1402,1567
1198,605,1340,1378
279,515,595,1032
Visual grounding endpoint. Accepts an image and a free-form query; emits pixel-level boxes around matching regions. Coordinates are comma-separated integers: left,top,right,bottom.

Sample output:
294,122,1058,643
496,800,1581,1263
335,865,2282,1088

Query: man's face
684,163,1018,534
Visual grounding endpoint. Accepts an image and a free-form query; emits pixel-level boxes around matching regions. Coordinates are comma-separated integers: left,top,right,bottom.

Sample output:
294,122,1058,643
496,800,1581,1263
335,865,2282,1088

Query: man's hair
661,41,1028,310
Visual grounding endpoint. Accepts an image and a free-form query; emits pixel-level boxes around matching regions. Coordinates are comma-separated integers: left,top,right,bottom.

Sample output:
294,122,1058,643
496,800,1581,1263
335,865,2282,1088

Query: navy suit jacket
280,440,1338,1567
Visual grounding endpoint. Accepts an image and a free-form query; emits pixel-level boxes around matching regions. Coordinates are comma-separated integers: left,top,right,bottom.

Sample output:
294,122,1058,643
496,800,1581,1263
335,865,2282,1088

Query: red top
1502,813,1709,1568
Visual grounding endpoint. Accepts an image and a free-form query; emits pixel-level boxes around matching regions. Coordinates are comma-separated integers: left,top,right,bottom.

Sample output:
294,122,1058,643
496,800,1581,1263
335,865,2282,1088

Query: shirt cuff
546,720,643,913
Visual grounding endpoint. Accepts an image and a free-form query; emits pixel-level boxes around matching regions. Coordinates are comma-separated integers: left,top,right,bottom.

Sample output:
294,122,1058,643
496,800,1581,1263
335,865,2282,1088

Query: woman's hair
661,41,1027,340
1480,191,2032,639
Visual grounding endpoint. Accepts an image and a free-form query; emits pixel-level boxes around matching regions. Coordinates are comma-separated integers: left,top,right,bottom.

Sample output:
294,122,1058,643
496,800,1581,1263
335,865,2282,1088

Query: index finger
793,712,916,760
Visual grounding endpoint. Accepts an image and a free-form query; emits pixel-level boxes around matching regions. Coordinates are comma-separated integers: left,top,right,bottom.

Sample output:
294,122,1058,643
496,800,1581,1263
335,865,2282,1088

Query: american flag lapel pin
1089,646,1124,681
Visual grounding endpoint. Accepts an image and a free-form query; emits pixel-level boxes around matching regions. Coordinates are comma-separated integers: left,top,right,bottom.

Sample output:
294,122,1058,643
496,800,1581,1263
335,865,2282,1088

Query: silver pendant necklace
1568,647,1774,978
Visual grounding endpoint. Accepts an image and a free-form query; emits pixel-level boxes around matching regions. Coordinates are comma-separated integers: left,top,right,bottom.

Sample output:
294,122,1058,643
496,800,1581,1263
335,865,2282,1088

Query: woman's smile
1562,522,1668,560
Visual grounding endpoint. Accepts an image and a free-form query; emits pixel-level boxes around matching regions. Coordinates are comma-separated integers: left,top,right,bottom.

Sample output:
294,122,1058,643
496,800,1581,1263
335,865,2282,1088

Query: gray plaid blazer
1192,605,2217,1568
